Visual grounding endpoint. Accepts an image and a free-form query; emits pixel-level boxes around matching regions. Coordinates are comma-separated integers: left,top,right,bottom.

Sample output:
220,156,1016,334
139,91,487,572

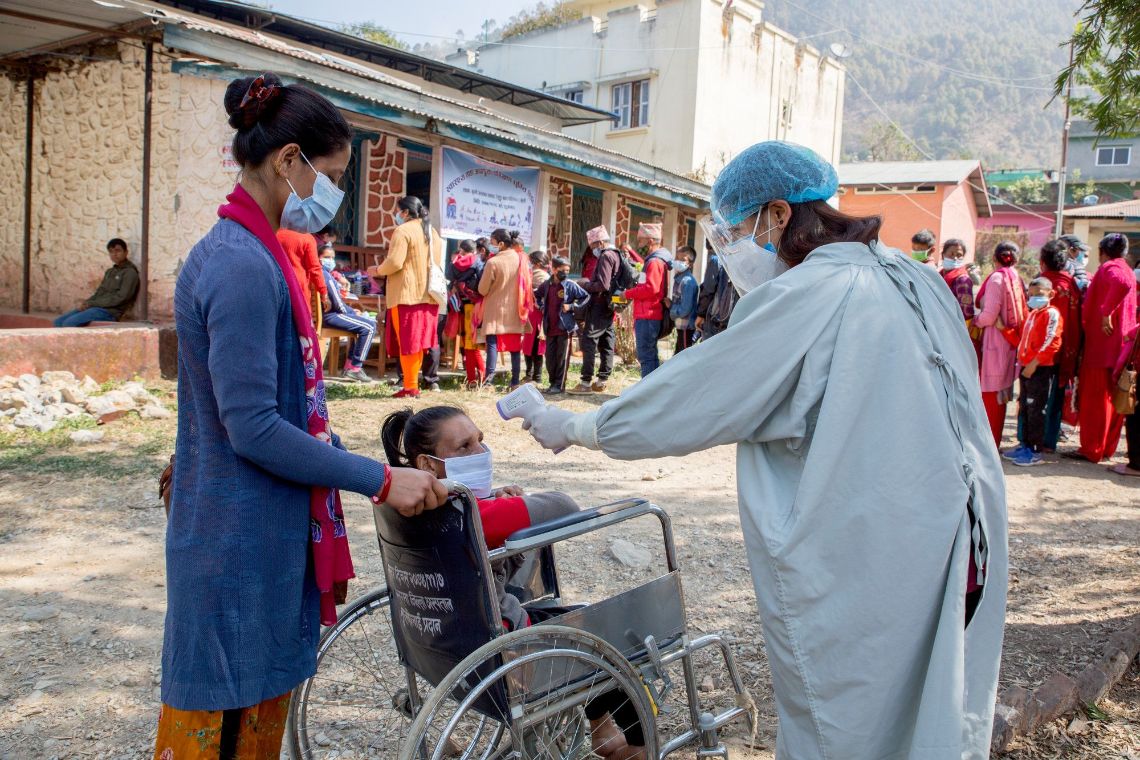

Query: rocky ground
0,372,1137,759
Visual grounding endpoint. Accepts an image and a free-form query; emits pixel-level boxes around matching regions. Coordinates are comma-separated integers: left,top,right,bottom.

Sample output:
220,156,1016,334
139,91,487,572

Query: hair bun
224,74,282,130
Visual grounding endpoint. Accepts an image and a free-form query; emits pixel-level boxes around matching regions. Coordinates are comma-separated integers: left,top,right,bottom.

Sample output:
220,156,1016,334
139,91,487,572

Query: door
570,186,603,273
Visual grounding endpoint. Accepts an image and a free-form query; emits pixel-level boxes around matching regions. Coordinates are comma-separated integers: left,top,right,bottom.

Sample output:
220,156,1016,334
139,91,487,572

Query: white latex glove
521,405,576,452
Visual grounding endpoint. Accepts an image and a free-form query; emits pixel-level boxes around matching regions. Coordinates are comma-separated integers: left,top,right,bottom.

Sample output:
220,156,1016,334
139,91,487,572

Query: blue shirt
670,270,699,328
163,218,386,711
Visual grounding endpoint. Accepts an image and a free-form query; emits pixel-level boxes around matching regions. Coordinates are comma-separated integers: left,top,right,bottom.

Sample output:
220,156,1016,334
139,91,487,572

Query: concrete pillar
601,189,618,239
429,142,444,232
533,170,551,250
663,206,679,254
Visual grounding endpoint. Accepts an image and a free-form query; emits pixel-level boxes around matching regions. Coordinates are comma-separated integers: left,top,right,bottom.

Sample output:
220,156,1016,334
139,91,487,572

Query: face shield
699,207,788,296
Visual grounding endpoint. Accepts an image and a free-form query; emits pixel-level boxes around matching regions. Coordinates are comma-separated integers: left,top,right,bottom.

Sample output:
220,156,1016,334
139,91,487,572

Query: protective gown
575,241,1007,759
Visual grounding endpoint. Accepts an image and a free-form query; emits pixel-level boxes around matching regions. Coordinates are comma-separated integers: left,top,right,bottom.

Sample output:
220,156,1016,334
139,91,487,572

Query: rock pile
0,372,171,434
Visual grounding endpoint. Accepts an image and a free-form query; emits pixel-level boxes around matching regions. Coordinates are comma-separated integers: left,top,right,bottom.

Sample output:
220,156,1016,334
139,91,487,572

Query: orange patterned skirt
153,692,290,760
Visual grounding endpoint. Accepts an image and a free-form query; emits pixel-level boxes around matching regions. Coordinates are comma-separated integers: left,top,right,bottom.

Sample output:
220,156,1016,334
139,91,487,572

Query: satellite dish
828,43,852,59
1082,194,1099,205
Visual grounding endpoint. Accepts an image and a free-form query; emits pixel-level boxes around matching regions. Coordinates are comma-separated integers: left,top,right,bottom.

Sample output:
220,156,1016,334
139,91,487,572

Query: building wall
977,209,1055,249
360,134,407,248
691,2,844,180
452,0,842,181
838,188,946,255
1068,136,1140,183
0,76,28,309
938,182,980,260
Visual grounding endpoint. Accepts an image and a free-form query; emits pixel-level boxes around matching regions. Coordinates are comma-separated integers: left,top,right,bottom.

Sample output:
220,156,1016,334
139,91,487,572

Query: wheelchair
289,482,754,759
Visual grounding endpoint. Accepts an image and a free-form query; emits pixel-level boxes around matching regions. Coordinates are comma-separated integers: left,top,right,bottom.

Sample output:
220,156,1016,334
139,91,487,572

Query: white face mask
431,444,493,498
718,211,788,296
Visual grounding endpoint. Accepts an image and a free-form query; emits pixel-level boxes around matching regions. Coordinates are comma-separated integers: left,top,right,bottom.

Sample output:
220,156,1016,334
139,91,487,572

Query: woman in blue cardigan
155,72,448,759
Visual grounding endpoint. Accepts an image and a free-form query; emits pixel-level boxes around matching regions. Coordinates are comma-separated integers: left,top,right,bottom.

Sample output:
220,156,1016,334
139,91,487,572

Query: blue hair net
711,141,839,226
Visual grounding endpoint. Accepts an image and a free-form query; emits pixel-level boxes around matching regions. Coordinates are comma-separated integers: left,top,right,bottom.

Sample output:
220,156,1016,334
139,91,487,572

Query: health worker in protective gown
524,141,1008,760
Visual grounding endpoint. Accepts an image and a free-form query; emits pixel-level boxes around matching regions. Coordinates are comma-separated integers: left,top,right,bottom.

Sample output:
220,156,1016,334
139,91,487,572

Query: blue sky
265,0,533,46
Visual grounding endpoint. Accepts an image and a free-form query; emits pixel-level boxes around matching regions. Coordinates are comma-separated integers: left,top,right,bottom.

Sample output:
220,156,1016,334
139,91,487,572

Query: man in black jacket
54,238,140,327
568,226,619,394
695,242,735,339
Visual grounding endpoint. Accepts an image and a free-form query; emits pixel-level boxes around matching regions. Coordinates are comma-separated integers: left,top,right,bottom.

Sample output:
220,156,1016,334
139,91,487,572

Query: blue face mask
320,257,336,272
393,211,405,226
1027,295,1050,310
673,261,689,273
486,244,499,255
280,152,345,234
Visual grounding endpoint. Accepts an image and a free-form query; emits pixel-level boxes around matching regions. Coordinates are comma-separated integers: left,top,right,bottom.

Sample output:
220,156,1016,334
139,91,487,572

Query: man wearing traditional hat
569,225,621,394
623,222,673,377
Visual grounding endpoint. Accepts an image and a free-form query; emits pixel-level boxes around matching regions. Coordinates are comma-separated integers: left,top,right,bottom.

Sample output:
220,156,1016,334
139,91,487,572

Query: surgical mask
1027,295,1049,310
320,257,336,272
1076,251,1088,266
944,257,963,268
431,444,493,498
674,261,690,273
393,211,405,226
556,271,569,281
281,153,345,234
911,249,929,263
486,244,499,255
718,213,788,296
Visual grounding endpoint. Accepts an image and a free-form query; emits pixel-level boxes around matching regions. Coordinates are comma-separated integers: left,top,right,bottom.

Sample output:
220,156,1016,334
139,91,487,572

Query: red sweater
1016,306,1063,367
624,254,668,320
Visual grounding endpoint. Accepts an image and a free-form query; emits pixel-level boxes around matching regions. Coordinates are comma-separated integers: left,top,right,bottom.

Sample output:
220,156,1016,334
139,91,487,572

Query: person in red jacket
1010,278,1064,466
1070,233,1138,462
277,228,328,312
622,222,672,377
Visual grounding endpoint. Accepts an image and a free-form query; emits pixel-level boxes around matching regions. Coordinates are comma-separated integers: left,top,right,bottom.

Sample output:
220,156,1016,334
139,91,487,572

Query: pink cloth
974,269,1020,393
218,184,354,626
1082,257,1138,369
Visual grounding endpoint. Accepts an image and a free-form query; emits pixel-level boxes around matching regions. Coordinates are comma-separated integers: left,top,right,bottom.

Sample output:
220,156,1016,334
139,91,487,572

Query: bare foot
1108,463,1140,478
589,714,628,757
605,745,648,760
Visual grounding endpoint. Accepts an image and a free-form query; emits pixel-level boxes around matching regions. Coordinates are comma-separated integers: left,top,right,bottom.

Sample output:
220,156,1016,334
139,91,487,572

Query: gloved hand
522,404,576,452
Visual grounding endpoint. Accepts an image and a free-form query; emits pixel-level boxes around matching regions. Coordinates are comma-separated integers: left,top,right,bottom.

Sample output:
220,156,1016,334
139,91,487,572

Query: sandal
1108,463,1140,478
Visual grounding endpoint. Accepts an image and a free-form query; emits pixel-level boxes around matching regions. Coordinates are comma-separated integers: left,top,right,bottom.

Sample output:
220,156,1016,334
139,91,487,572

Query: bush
500,3,579,40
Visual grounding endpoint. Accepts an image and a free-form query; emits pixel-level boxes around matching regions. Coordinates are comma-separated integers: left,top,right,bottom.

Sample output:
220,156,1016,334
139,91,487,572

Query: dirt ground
0,374,1138,759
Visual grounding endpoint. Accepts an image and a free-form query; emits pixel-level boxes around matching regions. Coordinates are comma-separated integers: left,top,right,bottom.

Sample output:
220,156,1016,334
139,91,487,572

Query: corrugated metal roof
1064,198,1140,218
161,18,709,204
150,0,616,127
0,0,142,58
838,160,981,186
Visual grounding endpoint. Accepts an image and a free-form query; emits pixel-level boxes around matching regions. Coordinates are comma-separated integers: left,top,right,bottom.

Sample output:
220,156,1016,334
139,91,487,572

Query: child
524,250,551,383
320,247,376,383
380,406,644,759
669,246,699,353
537,256,591,394
1010,277,1063,466
448,240,487,389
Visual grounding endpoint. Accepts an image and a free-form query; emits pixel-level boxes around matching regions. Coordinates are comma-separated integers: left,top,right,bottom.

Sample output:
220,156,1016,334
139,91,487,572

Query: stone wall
615,196,631,248
0,76,28,309
4,44,242,321
361,134,407,248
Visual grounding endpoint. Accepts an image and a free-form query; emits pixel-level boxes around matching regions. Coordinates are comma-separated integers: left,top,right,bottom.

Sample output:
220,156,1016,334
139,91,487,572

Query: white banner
439,147,539,245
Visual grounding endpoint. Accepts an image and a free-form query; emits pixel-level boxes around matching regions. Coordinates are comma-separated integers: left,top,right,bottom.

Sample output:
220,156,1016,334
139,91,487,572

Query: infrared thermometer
496,384,566,454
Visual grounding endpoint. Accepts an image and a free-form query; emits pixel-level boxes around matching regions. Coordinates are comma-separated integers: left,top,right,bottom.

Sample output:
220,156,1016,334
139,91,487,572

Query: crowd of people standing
923,228,1140,476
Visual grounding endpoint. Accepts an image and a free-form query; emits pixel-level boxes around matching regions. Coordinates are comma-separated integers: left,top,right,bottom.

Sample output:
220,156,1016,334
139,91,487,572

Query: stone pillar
533,169,551,251
362,134,407,250
615,196,631,248
429,142,443,233
663,206,679,253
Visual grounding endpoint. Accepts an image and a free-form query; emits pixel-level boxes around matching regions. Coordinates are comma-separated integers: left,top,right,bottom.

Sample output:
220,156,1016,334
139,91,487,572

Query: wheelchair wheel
400,625,658,760
289,586,431,759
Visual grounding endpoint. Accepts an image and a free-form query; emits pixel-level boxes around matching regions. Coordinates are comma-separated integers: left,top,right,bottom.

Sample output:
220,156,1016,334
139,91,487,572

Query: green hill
764,0,1080,167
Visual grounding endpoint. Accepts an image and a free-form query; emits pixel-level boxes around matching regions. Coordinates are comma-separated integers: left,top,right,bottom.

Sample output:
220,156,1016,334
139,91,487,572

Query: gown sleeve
587,265,855,459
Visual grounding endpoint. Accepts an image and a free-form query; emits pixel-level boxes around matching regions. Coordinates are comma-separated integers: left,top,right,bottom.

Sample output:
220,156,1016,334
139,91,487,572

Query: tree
1006,175,1051,204
341,22,407,51
1055,0,1140,137
866,122,922,162
499,3,579,41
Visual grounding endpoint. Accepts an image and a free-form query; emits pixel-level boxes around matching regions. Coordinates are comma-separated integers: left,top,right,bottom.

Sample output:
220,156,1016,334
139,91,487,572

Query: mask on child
674,261,690,273
320,257,336,272
556,271,569,281
911,249,930,263
1027,295,1050,310
432,444,493,498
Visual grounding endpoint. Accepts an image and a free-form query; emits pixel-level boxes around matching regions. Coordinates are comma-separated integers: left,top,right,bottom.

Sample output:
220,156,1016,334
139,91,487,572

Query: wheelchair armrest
501,498,651,552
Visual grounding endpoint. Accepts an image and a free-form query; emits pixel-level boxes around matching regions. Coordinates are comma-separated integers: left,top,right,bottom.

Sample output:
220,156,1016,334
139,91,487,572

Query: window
1096,146,1131,166
563,89,584,104
611,79,650,129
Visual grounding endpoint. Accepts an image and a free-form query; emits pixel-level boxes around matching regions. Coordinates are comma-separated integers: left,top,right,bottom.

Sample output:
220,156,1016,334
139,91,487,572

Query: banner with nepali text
438,147,539,246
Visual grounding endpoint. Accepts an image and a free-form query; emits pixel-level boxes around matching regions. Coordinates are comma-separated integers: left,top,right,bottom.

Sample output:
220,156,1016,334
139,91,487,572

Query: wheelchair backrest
372,487,508,716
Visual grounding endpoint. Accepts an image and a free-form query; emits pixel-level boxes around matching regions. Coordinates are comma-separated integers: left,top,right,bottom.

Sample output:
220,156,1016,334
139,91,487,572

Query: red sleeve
476,496,532,549
1099,266,1131,318
303,237,327,296
624,259,665,302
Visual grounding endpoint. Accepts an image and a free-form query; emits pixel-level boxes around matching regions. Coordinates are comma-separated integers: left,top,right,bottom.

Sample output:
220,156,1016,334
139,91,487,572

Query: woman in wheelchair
381,406,647,760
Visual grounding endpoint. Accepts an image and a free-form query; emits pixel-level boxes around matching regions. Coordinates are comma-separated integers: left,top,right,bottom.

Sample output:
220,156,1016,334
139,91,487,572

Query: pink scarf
514,249,535,322
218,184,354,626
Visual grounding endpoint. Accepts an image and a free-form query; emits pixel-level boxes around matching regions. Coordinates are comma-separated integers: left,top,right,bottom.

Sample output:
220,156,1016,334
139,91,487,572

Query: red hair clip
237,75,280,127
